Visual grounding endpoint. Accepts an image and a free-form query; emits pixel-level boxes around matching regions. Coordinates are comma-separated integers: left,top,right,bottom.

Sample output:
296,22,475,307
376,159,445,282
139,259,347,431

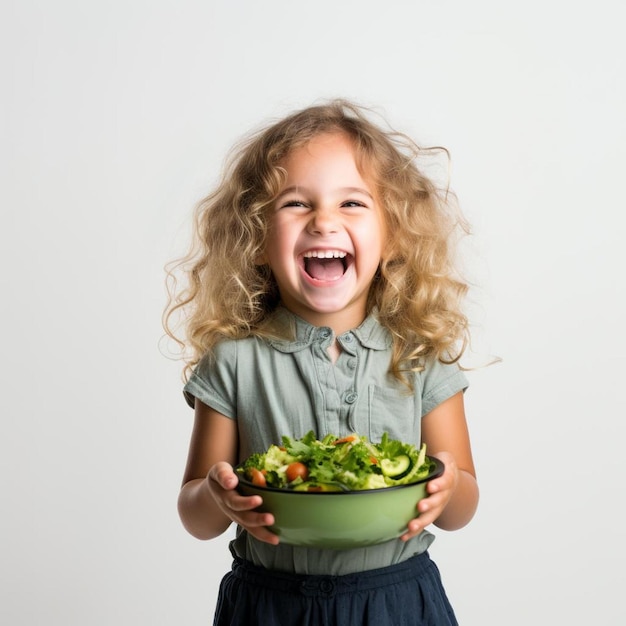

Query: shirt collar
266,307,391,353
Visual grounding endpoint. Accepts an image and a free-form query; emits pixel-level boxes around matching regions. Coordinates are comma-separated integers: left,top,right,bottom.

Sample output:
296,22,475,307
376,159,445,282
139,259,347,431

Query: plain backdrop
2,1,624,624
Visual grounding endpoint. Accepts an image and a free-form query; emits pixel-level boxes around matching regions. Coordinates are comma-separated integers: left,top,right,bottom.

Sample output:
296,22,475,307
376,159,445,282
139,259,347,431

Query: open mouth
302,250,350,281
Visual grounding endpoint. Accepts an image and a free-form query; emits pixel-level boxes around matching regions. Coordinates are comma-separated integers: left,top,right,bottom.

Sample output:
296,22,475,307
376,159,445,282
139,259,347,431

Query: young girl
165,99,479,625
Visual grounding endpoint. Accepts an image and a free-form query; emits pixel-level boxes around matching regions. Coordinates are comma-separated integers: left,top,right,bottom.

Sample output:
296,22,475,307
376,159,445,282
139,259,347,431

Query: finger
400,510,438,541
417,491,445,514
428,466,456,491
400,491,447,540
247,525,281,545
236,511,280,545
224,492,265,512
239,510,275,529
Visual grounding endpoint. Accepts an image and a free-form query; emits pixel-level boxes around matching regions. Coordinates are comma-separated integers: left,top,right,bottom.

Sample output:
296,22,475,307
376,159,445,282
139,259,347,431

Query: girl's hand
207,461,280,545
400,451,458,542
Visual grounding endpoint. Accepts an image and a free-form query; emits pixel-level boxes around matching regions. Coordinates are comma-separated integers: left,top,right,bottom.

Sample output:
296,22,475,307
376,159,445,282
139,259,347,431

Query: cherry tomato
249,468,267,487
285,462,309,483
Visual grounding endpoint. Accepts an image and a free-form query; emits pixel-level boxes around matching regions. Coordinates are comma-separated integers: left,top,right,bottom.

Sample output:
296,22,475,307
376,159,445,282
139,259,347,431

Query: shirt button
344,391,358,404
320,328,331,339
343,333,353,342
347,359,356,369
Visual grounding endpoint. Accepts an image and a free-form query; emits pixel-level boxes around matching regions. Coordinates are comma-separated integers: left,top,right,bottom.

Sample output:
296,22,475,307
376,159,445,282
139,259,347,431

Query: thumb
209,461,239,490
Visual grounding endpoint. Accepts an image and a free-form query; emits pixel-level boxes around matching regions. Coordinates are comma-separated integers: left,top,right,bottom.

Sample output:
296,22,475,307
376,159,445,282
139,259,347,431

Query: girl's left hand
400,451,458,541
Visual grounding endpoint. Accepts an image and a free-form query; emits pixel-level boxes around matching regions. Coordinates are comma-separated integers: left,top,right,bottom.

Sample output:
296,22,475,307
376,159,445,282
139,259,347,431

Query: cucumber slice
394,445,432,483
380,454,411,478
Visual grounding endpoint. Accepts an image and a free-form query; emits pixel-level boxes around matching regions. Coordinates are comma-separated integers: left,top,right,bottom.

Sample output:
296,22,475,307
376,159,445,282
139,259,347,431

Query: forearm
434,469,479,531
178,477,233,540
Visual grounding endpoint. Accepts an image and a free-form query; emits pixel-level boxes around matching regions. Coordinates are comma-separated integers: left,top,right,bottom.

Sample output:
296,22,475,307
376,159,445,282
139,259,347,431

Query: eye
278,199,309,210
341,200,367,208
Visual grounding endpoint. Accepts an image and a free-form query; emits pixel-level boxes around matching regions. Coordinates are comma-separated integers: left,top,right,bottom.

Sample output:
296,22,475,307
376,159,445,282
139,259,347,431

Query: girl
165,100,479,625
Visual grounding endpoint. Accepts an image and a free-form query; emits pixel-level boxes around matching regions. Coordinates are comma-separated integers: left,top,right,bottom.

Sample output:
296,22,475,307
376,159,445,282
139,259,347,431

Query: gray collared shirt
184,308,468,575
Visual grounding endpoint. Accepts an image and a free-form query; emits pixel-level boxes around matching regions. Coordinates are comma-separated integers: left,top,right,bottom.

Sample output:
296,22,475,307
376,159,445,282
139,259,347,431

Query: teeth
303,250,347,259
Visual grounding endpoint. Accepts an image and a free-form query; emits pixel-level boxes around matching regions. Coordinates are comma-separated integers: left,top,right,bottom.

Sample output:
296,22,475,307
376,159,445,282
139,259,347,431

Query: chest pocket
352,384,420,444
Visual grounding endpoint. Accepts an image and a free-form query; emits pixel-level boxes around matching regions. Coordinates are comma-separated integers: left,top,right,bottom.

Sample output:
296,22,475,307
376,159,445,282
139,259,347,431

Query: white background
2,1,624,624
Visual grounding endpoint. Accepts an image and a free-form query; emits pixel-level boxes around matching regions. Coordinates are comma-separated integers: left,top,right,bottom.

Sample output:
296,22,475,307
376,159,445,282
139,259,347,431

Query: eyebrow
275,186,374,201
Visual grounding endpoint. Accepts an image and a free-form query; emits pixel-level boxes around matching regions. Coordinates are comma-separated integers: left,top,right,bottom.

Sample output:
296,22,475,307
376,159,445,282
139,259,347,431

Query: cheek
365,219,387,254
374,217,390,259
263,230,297,274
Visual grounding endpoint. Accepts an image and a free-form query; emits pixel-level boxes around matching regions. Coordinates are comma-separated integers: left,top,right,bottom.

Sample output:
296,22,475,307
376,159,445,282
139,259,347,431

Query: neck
289,305,367,335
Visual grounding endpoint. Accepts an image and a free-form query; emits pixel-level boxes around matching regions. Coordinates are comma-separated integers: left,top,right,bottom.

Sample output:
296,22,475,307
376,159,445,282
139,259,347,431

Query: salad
236,431,436,492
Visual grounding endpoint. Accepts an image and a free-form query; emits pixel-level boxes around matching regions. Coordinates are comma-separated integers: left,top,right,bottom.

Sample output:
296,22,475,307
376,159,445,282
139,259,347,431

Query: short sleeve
420,358,469,417
182,341,238,419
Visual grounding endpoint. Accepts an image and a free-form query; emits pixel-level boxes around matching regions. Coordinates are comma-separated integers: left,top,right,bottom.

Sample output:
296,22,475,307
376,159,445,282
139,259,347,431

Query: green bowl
235,456,444,549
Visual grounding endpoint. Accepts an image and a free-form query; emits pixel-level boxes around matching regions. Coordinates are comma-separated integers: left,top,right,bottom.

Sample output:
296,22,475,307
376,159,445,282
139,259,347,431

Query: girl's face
262,132,387,334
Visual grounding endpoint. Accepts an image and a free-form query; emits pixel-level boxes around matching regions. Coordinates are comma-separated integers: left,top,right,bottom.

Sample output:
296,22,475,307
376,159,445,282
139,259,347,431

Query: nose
306,207,339,236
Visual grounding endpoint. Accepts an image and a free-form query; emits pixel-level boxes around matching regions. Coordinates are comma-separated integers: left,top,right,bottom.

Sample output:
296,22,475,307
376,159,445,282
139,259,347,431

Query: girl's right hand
207,461,280,545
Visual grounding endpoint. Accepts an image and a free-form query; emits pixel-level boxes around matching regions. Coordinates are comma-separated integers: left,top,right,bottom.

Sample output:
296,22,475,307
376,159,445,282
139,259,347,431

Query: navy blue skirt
213,551,458,626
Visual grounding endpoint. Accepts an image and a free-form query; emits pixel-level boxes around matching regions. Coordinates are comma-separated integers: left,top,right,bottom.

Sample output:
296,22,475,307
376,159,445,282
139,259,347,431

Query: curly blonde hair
163,99,470,386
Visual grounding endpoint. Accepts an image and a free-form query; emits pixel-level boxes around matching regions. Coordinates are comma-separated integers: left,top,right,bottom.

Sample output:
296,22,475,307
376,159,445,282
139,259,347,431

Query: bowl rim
235,455,444,496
